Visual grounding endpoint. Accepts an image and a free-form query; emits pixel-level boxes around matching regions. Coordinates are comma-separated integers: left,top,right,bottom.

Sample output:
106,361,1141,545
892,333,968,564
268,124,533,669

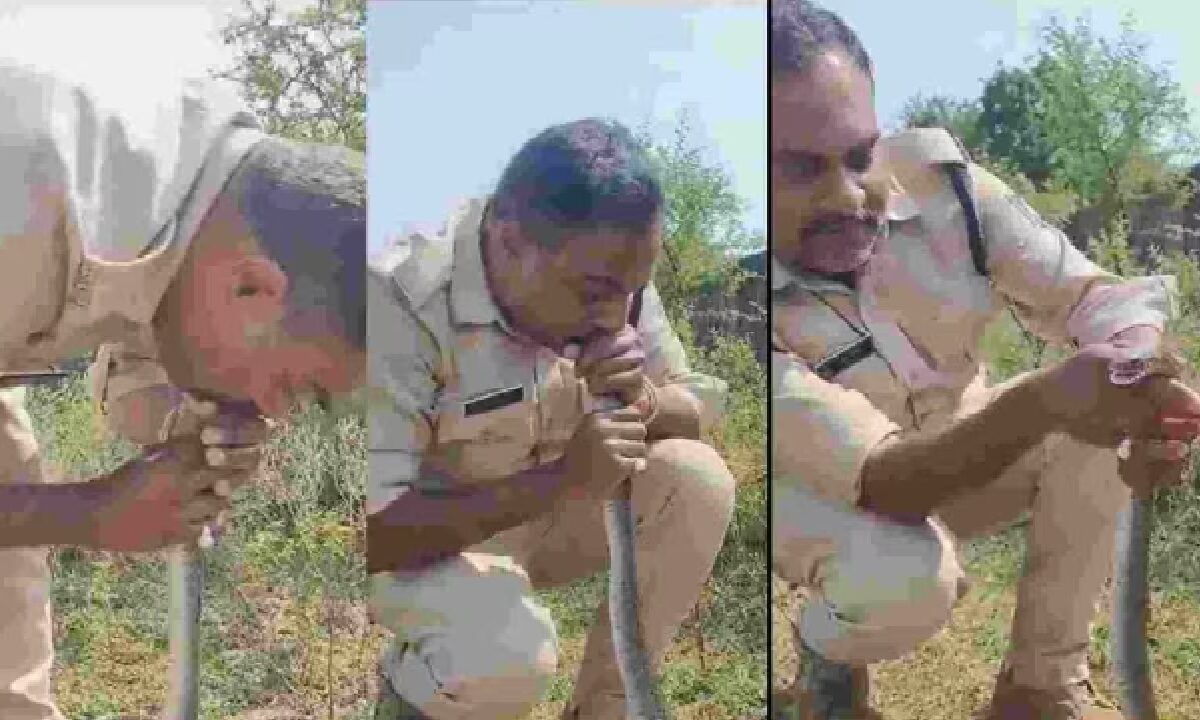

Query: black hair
491,117,663,246
771,0,873,80
223,136,365,350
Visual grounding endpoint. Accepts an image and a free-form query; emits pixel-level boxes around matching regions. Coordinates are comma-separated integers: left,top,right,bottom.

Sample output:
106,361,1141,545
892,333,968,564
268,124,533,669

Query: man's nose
588,303,629,335
816,165,867,216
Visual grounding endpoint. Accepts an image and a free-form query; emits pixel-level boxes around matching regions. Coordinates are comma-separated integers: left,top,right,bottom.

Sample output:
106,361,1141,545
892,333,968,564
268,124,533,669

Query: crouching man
0,58,364,719
367,118,737,719
769,2,1200,718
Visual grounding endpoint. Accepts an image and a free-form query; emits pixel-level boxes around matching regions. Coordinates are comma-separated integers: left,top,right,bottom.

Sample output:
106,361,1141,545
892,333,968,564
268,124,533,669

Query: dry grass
771,550,1200,720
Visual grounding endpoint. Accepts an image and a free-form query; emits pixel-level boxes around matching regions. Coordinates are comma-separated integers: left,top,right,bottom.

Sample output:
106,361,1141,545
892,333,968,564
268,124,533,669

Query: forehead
550,222,661,271
771,51,877,156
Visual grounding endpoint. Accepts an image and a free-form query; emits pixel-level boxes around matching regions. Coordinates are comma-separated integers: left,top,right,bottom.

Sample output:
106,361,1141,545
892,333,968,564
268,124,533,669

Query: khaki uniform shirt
0,61,264,425
772,128,1175,507
367,198,727,515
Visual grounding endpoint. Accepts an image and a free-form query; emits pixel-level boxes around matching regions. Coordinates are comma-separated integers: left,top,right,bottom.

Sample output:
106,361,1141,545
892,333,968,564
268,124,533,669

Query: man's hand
562,406,647,500
164,396,272,535
1037,344,1200,447
573,327,649,410
86,434,259,552
1120,430,1195,501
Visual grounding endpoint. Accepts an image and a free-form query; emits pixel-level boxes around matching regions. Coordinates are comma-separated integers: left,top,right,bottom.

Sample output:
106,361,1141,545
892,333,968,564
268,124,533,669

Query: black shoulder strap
945,164,989,279
628,286,645,326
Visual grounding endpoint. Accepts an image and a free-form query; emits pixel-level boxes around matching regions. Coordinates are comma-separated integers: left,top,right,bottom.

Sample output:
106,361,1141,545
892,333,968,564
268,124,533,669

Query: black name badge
463,385,525,417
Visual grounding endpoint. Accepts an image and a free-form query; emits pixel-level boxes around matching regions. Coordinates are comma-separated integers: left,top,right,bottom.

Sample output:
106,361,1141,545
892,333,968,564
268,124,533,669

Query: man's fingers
599,406,643,422
201,417,272,447
1120,439,1193,498
585,356,643,382
181,493,229,523
204,446,264,472
605,437,647,459
1152,417,1200,441
601,419,647,441
1130,439,1191,462
1144,376,1200,419
588,369,644,400
576,328,640,374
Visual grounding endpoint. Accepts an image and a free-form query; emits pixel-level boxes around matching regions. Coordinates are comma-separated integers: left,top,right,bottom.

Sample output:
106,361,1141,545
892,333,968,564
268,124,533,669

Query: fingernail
188,397,218,416
197,525,215,549
201,427,223,444
206,447,227,467
214,478,231,497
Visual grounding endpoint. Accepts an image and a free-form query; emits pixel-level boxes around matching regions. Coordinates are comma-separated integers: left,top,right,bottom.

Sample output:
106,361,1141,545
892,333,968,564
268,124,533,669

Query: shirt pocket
535,357,587,462
433,383,539,482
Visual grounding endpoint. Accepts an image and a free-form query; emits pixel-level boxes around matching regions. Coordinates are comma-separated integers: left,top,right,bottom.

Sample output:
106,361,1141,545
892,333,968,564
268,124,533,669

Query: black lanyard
808,290,878,383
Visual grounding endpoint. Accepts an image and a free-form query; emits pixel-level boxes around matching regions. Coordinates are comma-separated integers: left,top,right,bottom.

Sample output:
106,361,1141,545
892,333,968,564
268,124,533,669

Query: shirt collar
448,196,513,332
886,172,920,222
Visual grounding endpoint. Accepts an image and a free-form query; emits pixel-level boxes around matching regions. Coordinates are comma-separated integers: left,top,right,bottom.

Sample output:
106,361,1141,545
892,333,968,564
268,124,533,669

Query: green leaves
898,12,1196,239
215,0,366,152
1032,15,1195,223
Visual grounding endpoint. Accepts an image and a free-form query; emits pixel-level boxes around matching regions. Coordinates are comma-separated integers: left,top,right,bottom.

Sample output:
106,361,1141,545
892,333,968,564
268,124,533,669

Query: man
0,59,365,719
367,118,736,719
770,2,1200,719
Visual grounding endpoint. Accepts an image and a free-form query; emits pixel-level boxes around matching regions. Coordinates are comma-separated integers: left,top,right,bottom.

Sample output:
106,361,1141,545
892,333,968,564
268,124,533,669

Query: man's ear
228,256,288,327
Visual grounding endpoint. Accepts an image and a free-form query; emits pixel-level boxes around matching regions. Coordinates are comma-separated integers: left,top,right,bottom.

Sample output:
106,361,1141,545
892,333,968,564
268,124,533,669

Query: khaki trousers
773,375,1130,690
0,387,63,720
370,438,737,719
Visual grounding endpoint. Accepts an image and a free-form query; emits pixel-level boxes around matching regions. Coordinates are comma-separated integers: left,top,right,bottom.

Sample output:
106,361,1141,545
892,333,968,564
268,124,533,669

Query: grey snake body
1111,497,1157,719
594,393,668,720
163,545,204,720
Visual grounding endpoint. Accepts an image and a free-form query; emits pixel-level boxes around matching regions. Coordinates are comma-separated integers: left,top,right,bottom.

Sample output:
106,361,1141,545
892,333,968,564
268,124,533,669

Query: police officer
0,60,364,719
770,2,1200,719
367,118,737,719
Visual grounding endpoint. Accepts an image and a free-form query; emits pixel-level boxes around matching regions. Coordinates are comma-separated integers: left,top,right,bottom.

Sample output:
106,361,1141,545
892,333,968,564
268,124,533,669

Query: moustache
801,215,882,239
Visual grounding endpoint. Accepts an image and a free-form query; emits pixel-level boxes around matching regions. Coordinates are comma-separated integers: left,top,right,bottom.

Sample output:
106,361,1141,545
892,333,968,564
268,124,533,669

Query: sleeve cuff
367,451,419,515
772,355,902,507
1068,274,1175,345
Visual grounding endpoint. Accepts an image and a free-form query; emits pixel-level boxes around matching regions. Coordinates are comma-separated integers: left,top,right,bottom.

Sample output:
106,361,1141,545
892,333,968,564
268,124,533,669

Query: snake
1111,496,1157,720
594,394,669,720
163,544,205,720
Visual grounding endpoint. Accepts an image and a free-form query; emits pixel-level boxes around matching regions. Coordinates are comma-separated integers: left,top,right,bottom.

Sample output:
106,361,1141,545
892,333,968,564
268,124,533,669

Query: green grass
32,328,766,720
33,376,377,720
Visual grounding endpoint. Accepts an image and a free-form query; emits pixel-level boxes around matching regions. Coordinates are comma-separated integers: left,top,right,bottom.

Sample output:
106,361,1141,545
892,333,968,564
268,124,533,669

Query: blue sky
367,0,765,255
830,0,1200,148
0,1,313,102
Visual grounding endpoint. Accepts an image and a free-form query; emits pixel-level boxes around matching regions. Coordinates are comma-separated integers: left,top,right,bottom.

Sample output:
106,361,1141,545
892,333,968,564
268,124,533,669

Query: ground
770,528,1200,719
29,376,766,720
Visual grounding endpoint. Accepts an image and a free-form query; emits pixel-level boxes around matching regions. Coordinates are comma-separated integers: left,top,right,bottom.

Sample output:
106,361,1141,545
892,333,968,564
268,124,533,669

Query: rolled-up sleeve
772,350,900,507
972,164,1175,345
88,341,179,445
366,274,439,517
637,283,728,433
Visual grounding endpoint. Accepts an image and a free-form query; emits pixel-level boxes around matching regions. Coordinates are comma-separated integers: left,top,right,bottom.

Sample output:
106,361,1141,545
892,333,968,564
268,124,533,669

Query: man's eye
780,156,821,182
846,146,874,173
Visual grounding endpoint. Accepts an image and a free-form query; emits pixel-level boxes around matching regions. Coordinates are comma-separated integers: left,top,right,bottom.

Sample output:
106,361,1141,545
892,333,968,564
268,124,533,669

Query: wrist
63,479,107,549
1010,368,1064,435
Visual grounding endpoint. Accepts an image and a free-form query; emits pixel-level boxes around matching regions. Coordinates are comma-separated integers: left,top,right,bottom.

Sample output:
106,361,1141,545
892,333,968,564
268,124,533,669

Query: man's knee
795,517,963,664
370,557,559,717
645,438,736,513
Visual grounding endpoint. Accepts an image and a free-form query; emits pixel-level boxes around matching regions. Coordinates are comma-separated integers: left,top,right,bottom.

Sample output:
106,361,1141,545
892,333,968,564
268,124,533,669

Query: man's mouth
802,216,881,240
